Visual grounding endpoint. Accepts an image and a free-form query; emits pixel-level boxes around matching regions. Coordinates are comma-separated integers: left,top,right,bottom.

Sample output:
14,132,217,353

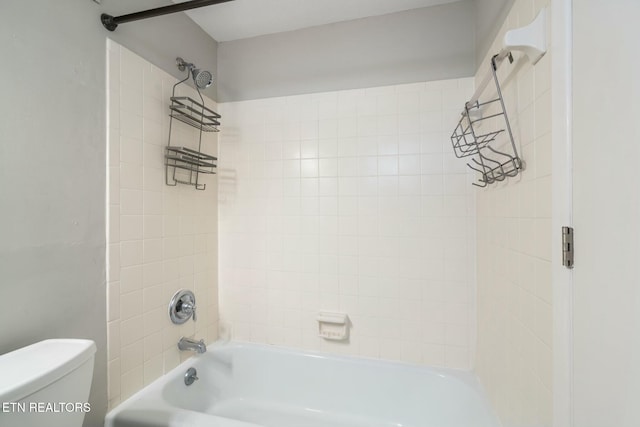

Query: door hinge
562,226,574,269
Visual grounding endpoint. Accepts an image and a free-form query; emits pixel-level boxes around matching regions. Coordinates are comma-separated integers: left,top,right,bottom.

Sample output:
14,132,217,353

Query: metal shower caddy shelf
165,60,221,190
170,96,221,132
451,51,523,187
451,8,547,187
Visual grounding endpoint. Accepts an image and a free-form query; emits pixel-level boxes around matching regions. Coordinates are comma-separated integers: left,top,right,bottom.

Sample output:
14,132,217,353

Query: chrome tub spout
178,337,206,354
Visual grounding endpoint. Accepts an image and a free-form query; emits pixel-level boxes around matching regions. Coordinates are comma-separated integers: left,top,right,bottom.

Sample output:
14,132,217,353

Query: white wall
217,2,475,102
106,41,219,408
218,78,476,368
572,1,640,426
0,4,109,424
473,0,553,425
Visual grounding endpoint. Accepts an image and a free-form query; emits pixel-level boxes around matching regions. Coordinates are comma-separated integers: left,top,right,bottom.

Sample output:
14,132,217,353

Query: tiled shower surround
106,41,219,408
218,78,476,368
105,3,553,423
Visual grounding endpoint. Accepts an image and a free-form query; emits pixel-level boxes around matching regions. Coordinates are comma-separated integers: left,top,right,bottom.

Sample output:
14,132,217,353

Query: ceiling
175,0,462,42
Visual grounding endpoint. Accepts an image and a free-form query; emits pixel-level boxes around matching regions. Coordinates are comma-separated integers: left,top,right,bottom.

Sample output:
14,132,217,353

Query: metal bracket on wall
562,226,574,269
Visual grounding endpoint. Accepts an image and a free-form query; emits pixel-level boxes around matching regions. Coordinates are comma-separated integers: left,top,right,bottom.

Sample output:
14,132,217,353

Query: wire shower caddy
450,7,548,187
450,52,523,187
165,66,221,190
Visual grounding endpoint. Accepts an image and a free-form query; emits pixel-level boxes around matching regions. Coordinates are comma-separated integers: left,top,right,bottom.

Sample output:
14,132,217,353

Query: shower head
192,68,213,89
176,57,213,89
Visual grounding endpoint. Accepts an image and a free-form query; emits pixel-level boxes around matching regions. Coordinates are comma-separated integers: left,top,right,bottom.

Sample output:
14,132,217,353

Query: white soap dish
317,312,349,341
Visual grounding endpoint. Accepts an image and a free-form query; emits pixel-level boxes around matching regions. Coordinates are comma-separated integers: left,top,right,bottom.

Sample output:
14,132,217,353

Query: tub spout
178,337,207,354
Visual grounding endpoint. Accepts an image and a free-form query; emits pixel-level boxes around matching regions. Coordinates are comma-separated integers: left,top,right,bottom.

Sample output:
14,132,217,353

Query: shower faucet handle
182,301,197,321
169,289,198,324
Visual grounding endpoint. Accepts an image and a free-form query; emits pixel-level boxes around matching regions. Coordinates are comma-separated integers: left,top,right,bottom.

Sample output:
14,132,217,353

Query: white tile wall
106,40,219,409
474,0,553,425
218,78,476,368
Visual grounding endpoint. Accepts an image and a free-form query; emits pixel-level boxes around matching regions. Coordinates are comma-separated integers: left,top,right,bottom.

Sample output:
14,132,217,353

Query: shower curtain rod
101,0,234,32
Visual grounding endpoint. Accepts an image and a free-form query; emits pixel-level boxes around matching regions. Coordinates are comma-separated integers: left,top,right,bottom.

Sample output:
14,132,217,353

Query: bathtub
105,341,499,427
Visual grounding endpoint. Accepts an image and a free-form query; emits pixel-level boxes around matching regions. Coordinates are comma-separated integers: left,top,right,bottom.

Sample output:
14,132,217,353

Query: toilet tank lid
0,339,96,402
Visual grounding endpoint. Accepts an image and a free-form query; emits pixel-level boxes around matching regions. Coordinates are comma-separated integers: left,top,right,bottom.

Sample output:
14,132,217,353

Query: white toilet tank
0,339,96,427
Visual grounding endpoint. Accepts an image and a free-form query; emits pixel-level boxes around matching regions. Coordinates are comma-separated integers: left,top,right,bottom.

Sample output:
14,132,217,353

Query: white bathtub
105,341,499,427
